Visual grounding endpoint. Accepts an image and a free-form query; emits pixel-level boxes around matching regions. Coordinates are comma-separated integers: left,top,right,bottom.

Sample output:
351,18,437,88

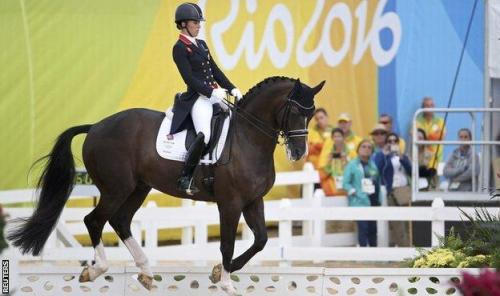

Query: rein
223,87,312,146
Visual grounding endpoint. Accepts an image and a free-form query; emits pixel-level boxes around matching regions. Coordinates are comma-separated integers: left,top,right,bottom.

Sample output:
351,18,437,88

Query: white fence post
144,201,158,266
312,190,324,247
194,201,208,266
279,199,292,267
181,199,193,245
378,186,389,247
302,163,315,237
431,198,445,247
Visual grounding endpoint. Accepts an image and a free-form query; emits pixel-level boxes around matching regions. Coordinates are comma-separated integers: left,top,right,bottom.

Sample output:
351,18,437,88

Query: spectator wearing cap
373,132,412,246
443,128,480,192
318,113,361,169
379,114,406,153
319,128,357,196
370,123,388,154
343,139,380,247
306,108,333,169
416,97,446,170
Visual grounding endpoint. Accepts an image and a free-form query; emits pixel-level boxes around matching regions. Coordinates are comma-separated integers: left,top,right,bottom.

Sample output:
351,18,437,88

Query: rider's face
184,20,200,37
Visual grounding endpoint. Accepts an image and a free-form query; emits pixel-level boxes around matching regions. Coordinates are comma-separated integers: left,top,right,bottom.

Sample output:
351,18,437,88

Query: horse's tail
7,124,92,256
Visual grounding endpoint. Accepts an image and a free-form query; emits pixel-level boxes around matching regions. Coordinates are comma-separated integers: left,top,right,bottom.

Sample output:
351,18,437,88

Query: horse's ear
295,78,302,88
312,80,326,96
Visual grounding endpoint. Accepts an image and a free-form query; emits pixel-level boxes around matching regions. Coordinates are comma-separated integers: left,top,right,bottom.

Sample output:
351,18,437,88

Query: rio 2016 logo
199,0,401,69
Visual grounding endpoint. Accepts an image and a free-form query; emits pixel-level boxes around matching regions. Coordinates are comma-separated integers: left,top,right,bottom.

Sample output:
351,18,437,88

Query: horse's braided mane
237,76,295,108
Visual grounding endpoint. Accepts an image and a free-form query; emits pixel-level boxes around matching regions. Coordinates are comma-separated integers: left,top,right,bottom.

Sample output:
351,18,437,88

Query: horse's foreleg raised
229,197,267,272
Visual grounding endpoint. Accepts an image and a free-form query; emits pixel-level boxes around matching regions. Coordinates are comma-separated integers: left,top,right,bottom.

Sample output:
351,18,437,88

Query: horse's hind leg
108,184,153,290
79,186,134,282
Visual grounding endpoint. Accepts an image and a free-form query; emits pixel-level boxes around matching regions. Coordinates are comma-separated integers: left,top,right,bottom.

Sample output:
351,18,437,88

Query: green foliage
0,206,7,254
408,205,500,268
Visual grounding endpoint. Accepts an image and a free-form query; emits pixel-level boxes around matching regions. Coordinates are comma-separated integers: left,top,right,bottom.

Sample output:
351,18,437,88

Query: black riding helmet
175,3,205,29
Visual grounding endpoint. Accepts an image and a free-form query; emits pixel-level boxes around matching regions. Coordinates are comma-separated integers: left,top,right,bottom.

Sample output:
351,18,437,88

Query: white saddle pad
156,107,231,164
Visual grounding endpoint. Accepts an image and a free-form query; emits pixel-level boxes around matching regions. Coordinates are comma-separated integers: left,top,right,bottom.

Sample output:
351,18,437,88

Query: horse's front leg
210,203,241,296
230,197,267,272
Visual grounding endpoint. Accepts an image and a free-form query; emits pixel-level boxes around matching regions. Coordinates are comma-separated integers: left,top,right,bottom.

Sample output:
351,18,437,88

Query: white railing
4,197,498,264
2,163,499,264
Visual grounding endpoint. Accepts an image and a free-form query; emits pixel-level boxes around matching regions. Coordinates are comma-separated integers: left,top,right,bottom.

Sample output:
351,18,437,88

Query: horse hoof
138,273,154,290
79,267,91,282
221,282,239,296
209,263,222,284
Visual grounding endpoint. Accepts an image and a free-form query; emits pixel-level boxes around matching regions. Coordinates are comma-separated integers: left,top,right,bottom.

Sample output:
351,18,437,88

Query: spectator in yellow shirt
416,97,446,169
319,128,357,196
306,108,333,169
318,112,361,169
379,114,406,153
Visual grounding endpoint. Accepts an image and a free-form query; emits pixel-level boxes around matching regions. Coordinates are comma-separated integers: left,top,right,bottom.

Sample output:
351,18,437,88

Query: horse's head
279,79,325,161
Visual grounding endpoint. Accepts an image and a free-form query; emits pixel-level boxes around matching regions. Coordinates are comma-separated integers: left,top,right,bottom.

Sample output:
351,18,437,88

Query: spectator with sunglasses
373,132,412,246
379,113,406,153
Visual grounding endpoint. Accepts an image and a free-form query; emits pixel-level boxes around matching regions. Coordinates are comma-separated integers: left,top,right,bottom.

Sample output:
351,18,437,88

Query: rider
170,3,243,195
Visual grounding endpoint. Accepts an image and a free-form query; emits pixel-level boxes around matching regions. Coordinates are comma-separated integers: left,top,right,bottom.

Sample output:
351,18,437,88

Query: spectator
416,97,446,170
343,139,380,247
379,113,406,153
443,128,480,191
306,108,333,169
414,128,438,190
370,123,388,154
318,112,361,168
320,128,356,196
373,132,412,246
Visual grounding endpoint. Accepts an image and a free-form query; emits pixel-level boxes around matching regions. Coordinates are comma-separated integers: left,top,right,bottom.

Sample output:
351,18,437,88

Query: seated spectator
373,132,412,246
370,123,388,154
343,139,380,247
306,108,333,169
443,128,480,191
414,128,437,189
319,128,356,196
379,113,406,153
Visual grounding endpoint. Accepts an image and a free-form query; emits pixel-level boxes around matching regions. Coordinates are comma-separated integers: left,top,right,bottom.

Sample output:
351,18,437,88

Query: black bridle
223,86,314,145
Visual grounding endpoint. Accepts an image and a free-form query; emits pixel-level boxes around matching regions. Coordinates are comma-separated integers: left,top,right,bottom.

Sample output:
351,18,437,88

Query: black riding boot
177,132,206,195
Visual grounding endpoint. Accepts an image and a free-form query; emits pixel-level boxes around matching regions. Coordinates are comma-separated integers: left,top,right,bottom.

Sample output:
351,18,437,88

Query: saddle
173,94,229,160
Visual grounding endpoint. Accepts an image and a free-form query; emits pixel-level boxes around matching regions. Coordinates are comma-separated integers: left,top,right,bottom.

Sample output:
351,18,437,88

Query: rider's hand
231,88,243,101
210,88,226,102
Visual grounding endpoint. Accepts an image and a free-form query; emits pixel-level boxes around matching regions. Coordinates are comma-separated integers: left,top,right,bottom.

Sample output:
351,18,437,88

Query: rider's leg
177,97,212,195
191,96,212,145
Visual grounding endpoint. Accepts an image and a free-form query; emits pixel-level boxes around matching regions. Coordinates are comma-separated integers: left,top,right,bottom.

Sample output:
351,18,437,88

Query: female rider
170,3,243,195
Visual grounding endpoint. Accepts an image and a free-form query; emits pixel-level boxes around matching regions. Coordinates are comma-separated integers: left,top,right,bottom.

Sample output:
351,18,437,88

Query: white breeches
191,95,214,145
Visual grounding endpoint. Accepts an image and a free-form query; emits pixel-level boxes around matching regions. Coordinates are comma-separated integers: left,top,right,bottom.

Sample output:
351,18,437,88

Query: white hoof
220,281,238,296
219,267,238,296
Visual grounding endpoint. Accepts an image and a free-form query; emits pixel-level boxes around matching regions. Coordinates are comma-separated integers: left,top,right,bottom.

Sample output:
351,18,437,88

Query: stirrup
178,176,199,195
185,178,199,195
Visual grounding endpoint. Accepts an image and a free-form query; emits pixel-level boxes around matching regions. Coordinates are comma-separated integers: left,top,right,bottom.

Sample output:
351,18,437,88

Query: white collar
181,33,198,46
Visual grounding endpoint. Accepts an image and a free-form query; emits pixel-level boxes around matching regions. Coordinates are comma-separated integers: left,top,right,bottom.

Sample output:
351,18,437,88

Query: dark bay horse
8,76,324,294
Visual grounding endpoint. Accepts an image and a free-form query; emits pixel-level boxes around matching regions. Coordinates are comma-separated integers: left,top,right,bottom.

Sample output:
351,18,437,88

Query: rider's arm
173,43,214,98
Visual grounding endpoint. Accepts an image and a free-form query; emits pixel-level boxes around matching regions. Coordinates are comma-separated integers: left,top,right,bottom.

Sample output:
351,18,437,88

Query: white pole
431,198,445,247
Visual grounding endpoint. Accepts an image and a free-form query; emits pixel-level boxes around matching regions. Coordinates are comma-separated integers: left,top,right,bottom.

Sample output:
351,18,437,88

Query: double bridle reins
222,87,314,146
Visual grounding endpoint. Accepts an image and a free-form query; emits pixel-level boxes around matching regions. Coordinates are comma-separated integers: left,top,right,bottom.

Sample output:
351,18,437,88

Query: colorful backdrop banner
0,0,484,192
